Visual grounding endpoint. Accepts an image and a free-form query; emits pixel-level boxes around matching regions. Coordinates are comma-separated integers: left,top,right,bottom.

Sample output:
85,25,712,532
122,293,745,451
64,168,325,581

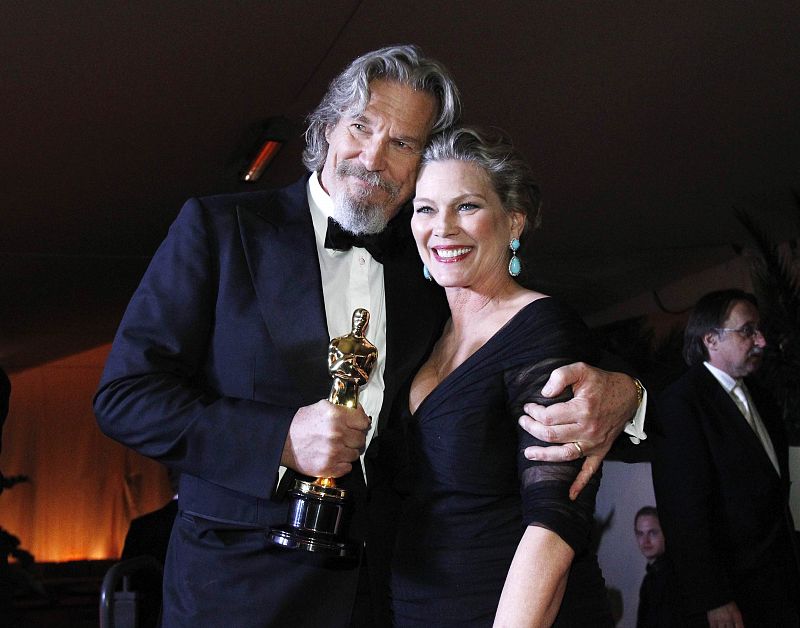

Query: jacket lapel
698,366,782,479
747,382,791,484
236,176,331,404
237,188,449,478
376,236,448,430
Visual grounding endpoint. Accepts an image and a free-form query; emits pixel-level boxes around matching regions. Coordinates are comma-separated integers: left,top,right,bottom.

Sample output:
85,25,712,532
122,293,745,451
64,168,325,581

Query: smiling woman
388,126,614,627
412,159,522,293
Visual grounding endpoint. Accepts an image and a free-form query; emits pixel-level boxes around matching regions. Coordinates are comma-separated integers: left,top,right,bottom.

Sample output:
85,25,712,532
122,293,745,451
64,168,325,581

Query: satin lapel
698,367,781,479
236,179,331,404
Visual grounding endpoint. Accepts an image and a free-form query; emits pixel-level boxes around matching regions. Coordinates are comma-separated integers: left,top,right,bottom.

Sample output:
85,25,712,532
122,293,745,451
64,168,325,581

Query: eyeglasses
715,323,764,339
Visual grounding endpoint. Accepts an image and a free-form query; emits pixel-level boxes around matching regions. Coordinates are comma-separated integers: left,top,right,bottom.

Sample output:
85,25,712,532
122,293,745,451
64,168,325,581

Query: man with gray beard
95,45,645,627
329,160,401,234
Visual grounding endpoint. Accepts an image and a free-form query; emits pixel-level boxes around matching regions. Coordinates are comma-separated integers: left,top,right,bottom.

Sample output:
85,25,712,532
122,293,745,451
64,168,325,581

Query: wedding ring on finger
572,441,585,458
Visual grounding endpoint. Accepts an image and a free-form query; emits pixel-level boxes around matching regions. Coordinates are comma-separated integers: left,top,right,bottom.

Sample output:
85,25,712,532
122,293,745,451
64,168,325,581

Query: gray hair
421,126,542,234
302,44,462,172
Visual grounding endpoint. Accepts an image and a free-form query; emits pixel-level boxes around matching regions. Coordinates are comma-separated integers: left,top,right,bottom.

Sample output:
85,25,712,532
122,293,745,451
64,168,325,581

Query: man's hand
707,601,744,628
281,400,371,478
517,363,639,499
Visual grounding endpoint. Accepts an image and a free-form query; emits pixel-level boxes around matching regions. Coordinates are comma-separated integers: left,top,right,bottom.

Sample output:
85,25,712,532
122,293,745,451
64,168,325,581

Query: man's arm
94,198,365,498
517,363,645,499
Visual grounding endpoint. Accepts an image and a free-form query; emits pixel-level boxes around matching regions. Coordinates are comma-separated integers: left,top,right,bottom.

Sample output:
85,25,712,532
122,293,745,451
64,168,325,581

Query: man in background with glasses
651,289,800,627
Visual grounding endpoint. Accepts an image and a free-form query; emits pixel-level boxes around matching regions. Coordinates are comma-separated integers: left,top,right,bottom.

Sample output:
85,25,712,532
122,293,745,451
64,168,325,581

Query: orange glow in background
0,346,172,563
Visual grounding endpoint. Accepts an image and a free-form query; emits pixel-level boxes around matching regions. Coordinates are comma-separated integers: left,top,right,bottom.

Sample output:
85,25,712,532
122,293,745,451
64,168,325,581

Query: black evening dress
390,298,613,627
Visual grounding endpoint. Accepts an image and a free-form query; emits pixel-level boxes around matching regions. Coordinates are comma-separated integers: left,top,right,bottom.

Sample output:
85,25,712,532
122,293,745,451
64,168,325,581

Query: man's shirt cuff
624,387,647,444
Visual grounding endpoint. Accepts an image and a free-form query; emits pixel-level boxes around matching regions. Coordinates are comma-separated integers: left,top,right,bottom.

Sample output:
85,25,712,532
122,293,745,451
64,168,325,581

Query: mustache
335,161,400,196
749,347,765,358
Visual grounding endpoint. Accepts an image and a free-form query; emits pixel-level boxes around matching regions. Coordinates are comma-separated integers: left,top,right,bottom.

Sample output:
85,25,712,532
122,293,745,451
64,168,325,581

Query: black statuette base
267,478,356,558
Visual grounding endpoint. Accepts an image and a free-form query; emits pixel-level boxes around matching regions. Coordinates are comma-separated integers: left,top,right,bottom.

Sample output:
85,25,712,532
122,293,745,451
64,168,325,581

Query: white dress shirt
307,172,387,450
703,361,779,473
276,174,387,485
627,391,647,444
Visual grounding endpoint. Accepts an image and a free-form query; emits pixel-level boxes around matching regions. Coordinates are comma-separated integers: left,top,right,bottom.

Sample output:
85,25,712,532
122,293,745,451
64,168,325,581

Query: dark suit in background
636,553,685,628
651,363,800,625
121,498,178,566
94,177,448,627
119,498,177,628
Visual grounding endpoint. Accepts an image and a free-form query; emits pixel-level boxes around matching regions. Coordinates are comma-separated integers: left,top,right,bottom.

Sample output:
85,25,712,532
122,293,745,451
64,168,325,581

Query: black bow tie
324,218,387,262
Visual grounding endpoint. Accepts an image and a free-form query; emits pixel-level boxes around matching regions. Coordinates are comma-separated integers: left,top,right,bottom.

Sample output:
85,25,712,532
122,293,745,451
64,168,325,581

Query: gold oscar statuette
268,308,377,557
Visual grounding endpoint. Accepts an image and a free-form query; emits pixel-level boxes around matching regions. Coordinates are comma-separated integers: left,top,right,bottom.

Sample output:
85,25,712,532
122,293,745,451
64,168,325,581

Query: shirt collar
307,171,335,249
703,361,740,393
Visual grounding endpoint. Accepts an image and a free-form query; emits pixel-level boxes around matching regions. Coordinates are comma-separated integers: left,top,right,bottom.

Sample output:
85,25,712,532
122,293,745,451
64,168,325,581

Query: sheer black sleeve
504,301,601,555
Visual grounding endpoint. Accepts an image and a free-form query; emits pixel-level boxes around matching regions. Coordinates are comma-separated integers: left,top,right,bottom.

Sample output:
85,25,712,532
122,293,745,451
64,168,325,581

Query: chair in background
99,555,163,628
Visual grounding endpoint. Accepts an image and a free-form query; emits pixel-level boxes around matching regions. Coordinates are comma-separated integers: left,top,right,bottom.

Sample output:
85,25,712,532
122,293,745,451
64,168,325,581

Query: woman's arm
493,525,574,628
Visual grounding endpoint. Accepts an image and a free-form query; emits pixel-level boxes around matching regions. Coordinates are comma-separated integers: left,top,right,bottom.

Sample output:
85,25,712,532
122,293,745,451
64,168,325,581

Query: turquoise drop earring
508,238,521,277
423,264,432,281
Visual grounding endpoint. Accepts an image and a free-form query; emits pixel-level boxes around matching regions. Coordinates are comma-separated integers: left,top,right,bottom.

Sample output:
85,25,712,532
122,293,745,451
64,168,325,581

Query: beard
329,160,402,235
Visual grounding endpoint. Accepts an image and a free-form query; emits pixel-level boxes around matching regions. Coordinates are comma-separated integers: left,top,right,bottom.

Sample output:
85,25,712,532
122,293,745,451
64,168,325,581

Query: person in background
633,506,685,628
119,468,179,628
651,289,800,627
121,468,180,566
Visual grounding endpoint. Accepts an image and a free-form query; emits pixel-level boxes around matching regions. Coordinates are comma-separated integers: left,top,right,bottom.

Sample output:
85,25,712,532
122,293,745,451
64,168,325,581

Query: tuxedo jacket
95,175,449,626
651,363,800,621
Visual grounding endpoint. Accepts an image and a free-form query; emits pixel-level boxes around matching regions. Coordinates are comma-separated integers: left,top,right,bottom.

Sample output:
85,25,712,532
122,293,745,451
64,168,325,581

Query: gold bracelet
632,377,644,406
